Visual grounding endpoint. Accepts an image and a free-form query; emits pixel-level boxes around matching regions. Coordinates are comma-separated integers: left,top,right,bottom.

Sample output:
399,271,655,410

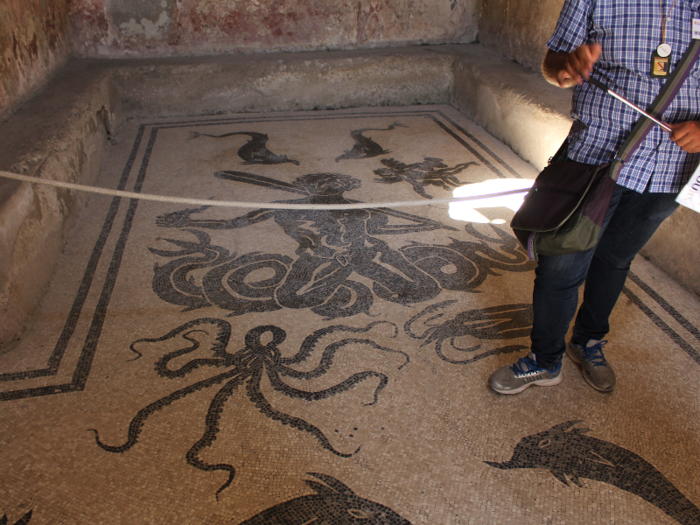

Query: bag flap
511,161,603,232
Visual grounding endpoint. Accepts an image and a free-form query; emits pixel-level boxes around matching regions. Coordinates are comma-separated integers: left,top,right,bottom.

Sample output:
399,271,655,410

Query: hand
668,121,700,153
560,43,602,86
543,44,602,88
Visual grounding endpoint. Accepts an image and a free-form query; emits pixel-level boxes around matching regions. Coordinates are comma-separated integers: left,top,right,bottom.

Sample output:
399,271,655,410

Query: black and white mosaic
487,421,700,525
0,106,698,524
405,300,533,364
91,319,406,498
239,473,411,524
189,130,300,166
0,511,32,525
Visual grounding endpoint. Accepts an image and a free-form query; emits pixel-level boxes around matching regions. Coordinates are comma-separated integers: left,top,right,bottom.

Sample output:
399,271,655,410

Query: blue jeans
531,184,680,368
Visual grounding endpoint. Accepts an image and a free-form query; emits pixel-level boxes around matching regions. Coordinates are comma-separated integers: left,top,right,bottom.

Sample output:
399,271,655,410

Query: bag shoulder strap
610,39,700,180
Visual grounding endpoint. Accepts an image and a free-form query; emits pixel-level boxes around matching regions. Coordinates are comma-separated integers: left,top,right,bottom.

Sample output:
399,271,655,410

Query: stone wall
68,0,479,58
0,0,72,122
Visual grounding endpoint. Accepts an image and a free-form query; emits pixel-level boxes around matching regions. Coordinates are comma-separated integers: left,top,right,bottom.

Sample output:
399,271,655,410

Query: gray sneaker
566,340,616,392
489,353,563,395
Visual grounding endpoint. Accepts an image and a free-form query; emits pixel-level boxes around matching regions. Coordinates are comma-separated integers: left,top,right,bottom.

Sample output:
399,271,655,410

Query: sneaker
489,353,563,395
566,340,616,392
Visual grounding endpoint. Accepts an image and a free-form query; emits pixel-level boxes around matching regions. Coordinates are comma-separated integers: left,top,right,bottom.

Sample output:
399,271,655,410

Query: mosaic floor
1,106,699,525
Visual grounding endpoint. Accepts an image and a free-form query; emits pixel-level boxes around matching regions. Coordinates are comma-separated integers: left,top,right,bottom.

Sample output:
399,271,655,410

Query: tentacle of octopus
279,338,408,382
266,365,389,406
155,331,234,379
436,344,526,364
246,367,360,457
153,331,202,375
184,374,249,499
280,321,398,367
129,318,232,361
90,368,248,453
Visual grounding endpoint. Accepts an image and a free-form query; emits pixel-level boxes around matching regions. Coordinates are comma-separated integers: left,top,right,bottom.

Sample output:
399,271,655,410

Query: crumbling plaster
69,0,479,58
0,0,72,122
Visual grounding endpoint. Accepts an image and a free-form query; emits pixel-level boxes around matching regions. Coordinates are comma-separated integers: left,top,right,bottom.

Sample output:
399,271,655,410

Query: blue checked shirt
548,0,700,193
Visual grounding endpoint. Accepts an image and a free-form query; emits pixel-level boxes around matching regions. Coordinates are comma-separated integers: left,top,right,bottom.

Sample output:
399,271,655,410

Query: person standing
489,0,700,394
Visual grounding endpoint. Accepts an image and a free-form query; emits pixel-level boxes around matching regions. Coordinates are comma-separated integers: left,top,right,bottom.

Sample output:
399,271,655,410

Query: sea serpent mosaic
152,172,533,319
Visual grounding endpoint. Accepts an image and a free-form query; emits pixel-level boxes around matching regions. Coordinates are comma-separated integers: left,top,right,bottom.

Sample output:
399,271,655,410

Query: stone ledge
0,66,124,348
451,44,572,171
95,45,457,118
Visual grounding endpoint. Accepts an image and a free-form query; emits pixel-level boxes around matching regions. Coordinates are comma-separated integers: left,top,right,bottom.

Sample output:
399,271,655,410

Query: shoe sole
490,372,563,395
566,346,614,393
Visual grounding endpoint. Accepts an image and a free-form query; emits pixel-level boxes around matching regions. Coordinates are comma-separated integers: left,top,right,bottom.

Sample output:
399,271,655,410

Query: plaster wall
69,0,479,58
0,0,72,122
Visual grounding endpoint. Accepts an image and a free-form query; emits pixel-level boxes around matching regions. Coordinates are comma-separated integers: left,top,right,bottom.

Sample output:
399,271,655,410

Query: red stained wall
0,0,71,121
69,0,478,58
1,0,479,117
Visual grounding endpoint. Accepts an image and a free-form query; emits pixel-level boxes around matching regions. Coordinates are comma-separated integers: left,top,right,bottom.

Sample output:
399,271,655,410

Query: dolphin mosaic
238,473,412,524
486,421,700,525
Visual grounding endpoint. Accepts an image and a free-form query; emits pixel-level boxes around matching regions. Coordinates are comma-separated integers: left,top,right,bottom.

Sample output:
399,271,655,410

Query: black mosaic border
624,272,700,365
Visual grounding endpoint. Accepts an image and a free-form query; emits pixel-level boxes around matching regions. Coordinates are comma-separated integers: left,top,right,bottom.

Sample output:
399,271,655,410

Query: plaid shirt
548,0,700,193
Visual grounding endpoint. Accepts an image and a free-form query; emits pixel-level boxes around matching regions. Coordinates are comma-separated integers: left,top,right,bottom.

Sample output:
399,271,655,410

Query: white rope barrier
0,170,529,211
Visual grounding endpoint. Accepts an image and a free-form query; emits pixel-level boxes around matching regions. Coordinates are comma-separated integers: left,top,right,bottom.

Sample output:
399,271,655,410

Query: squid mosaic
405,300,533,364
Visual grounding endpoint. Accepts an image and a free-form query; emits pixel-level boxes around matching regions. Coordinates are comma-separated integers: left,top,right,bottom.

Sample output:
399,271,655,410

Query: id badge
650,50,672,78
